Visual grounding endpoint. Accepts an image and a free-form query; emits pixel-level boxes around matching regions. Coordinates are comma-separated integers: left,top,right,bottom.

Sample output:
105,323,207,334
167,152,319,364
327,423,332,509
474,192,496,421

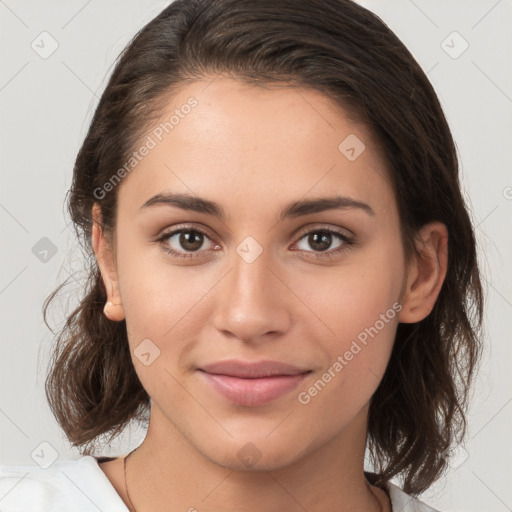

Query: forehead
116,77,395,221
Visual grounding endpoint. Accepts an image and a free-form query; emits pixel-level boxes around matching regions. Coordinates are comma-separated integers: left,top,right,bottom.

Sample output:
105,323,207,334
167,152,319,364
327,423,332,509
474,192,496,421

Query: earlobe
398,221,448,324
91,203,125,322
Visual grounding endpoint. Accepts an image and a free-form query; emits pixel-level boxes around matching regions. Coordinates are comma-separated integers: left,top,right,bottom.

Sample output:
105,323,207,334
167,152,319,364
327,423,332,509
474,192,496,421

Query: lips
198,359,311,406
200,360,310,378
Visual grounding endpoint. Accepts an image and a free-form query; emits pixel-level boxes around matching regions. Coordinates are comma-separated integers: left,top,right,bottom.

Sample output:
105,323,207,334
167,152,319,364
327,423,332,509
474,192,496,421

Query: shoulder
365,471,443,512
0,455,128,511
386,481,442,512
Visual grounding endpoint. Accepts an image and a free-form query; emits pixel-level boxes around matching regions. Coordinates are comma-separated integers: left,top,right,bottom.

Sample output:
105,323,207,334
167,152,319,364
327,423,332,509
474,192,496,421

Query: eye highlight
292,226,355,258
155,224,355,260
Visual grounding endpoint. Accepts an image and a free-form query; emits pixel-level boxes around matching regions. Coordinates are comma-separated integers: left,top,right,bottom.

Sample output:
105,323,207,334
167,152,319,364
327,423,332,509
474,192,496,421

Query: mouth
197,359,312,407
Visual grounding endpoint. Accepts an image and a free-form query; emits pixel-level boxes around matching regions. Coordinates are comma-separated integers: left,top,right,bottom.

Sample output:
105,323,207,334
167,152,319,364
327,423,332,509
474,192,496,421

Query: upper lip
199,359,311,378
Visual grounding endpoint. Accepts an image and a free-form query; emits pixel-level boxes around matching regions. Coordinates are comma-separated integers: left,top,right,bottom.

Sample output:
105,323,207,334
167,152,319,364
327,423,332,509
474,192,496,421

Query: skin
92,76,448,512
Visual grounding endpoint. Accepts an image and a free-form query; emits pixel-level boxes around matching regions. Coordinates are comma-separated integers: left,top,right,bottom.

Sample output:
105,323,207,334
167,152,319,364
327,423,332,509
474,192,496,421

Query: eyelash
156,225,355,260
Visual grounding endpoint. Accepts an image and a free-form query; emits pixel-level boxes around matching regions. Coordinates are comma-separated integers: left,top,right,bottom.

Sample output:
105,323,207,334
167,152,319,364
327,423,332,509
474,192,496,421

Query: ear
91,203,125,322
398,221,448,323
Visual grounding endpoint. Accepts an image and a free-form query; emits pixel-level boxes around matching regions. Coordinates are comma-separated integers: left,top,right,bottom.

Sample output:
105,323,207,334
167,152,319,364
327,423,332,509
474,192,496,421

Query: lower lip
198,371,310,406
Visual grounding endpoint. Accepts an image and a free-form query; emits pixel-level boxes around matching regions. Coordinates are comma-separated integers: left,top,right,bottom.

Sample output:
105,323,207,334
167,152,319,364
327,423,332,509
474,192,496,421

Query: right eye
157,226,220,259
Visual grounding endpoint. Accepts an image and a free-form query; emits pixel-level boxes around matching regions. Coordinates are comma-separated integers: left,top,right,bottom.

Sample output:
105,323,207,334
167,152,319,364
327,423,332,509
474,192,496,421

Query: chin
194,432,312,473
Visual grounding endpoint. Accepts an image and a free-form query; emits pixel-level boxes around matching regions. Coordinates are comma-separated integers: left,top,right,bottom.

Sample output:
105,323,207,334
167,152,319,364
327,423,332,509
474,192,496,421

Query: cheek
303,274,398,393
115,242,212,376
291,247,404,346
294,271,400,428
290,242,403,406
116,230,207,325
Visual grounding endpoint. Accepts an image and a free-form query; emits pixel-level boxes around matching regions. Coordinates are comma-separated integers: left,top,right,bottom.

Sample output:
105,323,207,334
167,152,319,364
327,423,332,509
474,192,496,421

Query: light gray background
1,1,511,511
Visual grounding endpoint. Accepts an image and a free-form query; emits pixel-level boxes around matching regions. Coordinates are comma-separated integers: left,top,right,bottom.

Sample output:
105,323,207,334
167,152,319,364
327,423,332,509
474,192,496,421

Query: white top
0,455,441,511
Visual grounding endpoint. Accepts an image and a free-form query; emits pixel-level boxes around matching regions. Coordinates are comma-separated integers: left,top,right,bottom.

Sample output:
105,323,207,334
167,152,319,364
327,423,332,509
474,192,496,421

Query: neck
122,404,390,512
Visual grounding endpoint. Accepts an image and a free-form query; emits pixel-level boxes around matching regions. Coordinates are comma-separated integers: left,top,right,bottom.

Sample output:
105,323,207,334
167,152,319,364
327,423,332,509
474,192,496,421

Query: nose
212,244,292,344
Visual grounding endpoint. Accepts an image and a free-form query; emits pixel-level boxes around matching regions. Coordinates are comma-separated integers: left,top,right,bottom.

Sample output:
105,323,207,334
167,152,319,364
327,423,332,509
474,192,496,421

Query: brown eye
157,226,218,259
177,231,205,251
294,227,355,258
306,231,334,252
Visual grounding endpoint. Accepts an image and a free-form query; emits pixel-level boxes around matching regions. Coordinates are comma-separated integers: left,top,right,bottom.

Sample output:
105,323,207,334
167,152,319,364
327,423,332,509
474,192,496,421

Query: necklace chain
124,449,137,512
123,449,384,512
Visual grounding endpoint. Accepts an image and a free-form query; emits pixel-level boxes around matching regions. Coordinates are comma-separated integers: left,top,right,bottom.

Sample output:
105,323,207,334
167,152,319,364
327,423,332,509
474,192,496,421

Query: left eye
295,228,351,253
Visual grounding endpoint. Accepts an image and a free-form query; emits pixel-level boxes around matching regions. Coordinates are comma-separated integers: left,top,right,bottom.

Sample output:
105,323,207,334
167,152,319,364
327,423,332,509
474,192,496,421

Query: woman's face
99,77,412,469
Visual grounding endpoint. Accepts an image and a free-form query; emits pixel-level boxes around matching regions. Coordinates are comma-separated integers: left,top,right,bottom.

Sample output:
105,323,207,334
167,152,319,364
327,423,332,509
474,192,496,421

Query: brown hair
43,0,483,496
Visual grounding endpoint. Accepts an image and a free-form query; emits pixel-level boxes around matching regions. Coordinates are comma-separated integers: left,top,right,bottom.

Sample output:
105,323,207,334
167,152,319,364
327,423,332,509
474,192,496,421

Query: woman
0,0,483,510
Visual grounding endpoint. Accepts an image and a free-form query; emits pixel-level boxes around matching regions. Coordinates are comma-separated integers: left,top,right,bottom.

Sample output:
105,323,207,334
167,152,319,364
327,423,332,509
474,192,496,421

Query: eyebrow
139,192,375,220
